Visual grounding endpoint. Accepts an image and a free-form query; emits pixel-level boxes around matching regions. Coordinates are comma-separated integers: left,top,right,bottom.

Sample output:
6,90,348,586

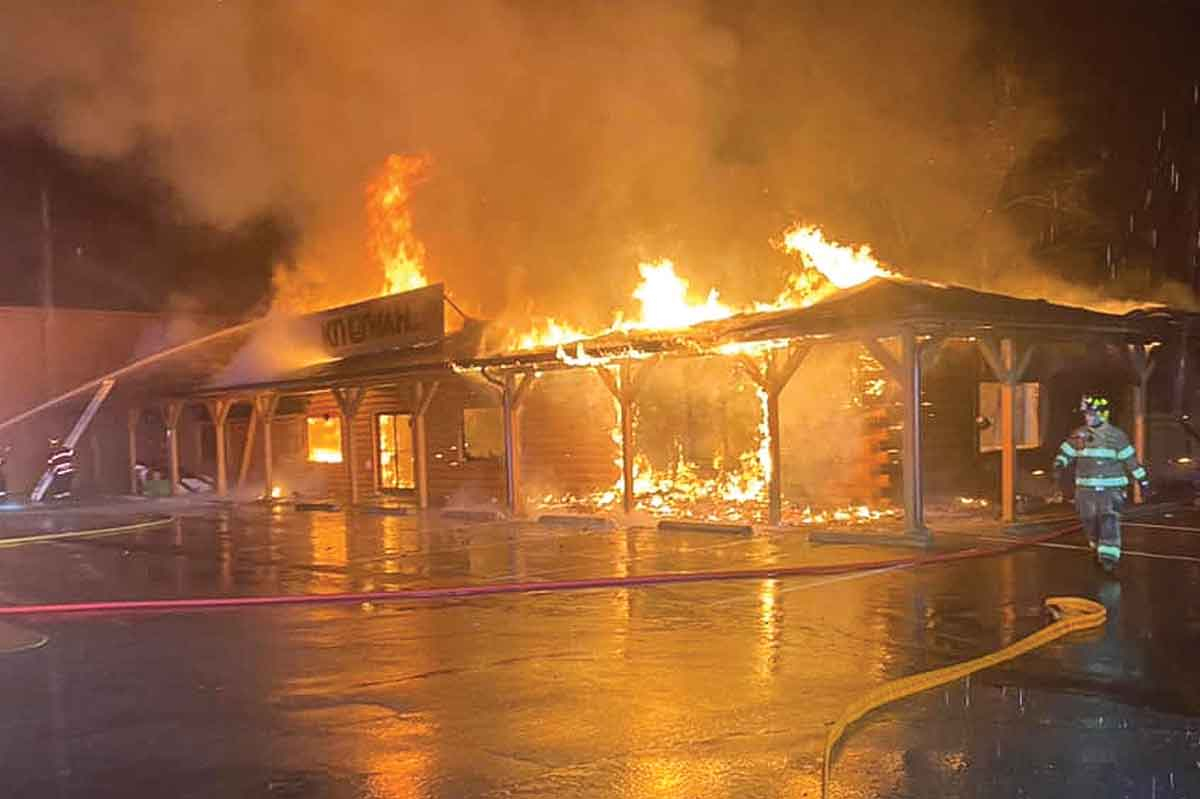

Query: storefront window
307,415,344,463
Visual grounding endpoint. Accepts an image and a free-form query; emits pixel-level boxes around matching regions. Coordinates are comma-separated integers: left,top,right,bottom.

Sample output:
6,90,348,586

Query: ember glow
367,154,431,296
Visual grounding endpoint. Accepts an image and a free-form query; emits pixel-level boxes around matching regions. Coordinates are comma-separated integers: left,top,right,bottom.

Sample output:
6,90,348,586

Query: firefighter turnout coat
1054,422,1147,491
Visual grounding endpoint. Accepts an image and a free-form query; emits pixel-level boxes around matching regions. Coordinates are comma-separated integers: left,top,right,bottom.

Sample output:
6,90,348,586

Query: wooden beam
920,337,950,371
1013,343,1038,384
898,329,927,538
127,408,140,495
254,392,280,500
1126,343,1156,382
861,337,904,382
979,337,1037,384
737,343,812,526
770,342,812,394
332,386,368,420
236,403,259,492
163,400,184,497
331,387,368,505
512,372,536,410
205,398,233,497
594,365,620,399
413,381,439,510
736,355,768,390
1127,344,1155,504
477,372,536,515
977,338,1036,523
592,358,660,514
618,363,635,514
501,374,526,515
977,337,1006,383
1000,340,1016,523
415,380,440,418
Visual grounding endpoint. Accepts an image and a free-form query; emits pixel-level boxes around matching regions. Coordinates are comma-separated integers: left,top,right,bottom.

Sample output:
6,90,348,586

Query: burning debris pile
530,346,904,527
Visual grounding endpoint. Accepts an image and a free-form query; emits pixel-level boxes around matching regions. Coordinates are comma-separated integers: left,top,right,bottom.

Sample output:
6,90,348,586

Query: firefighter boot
1097,509,1121,573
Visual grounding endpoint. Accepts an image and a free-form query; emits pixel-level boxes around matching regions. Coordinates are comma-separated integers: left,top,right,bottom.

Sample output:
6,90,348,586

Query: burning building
0,157,1192,534
1,266,1192,546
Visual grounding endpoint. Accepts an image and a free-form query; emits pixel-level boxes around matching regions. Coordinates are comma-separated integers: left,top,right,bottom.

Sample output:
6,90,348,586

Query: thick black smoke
1,1,1085,320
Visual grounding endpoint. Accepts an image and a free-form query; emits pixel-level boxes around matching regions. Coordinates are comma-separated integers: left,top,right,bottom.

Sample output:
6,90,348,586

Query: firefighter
46,437,76,501
1053,394,1149,572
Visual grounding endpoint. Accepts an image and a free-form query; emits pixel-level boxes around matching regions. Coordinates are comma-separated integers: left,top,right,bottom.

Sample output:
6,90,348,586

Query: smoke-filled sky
0,0,1196,319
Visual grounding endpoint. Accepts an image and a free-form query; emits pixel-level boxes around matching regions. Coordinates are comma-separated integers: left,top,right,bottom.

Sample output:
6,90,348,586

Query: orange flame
781,225,893,289
367,154,431,296
516,318,591,351
519,225,903,525
619,260,733,331
511,225,897,352
309,448,344,464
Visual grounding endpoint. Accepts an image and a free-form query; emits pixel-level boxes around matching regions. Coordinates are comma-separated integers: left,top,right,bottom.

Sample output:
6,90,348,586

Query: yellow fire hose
822,596,1107,798
0,517,175,549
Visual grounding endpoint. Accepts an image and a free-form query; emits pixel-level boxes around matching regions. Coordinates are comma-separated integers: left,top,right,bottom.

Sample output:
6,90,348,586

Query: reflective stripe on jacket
1054,422,1146,489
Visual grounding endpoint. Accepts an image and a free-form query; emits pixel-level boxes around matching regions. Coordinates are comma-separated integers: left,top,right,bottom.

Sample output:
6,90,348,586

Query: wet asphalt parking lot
1,502,1199,798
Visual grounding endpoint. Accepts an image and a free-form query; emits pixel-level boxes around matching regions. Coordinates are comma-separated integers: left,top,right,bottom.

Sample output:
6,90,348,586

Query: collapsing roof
189,277,1184,397
1,277,1192,429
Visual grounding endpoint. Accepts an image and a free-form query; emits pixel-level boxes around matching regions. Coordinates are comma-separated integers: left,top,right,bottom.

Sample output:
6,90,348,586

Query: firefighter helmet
1080,394,1111,422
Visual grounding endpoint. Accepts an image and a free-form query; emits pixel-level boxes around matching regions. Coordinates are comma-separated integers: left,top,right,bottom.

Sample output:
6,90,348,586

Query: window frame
305,413,345,464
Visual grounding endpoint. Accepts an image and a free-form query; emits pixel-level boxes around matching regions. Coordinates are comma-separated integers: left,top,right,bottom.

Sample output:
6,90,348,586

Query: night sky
0,0,1197,318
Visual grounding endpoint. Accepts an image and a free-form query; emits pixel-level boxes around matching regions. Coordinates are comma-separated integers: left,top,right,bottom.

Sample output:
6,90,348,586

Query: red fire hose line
0,522,1081,618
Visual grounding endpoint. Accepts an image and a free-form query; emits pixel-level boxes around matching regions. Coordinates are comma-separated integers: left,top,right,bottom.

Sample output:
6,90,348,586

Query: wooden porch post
738,343,812,526
205,398,234,497
236,400,260,492
978,337,1037,523
332,387,368,505
127,407,140,495
162,400,184,496
863,331,932,541
413,381,440,510
1127,344,1156,503
595,359,660,516
254,392,280,499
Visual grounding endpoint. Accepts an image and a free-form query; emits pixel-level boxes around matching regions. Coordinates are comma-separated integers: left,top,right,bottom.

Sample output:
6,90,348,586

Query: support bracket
861,337,904,383
414,380,440,418
979,337,1037,384
1126,343,1156,384
206,397,233,429
331,387,367,421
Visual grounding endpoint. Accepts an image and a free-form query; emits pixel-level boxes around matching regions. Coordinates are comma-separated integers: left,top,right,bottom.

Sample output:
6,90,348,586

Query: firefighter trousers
1075,487,1122,563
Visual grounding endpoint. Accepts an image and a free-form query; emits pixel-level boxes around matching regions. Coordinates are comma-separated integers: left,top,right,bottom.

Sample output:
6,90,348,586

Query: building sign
309,284,445,359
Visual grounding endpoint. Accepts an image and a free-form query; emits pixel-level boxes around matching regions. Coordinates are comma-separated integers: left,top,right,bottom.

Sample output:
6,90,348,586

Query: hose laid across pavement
0,520,1080,617
821,595,1108,798
0,516,175,549
0,515,1102,790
